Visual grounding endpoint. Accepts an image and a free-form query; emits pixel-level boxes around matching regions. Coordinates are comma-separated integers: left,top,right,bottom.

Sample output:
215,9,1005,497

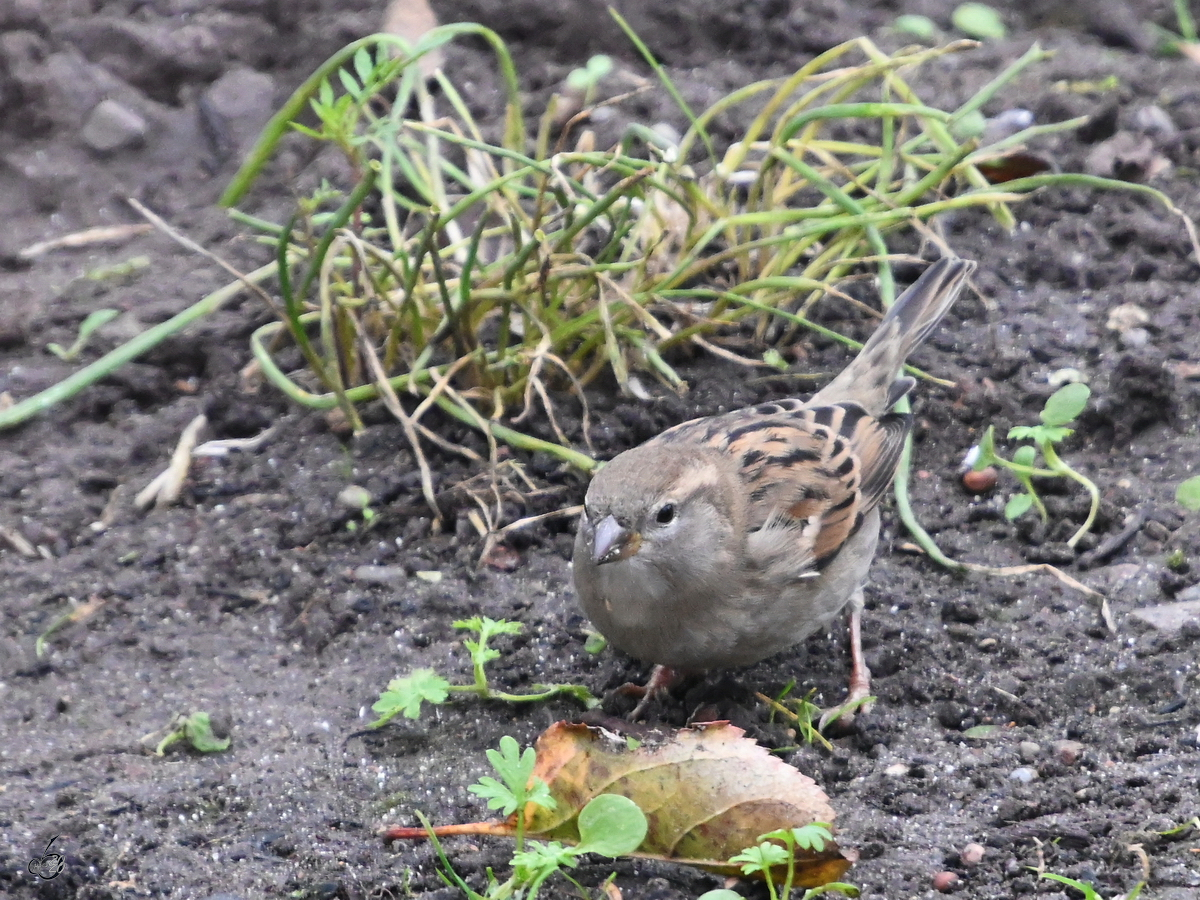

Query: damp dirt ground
2,1,1199,898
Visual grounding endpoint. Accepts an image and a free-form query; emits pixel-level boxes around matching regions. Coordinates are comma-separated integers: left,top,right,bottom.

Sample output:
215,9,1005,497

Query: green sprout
337,484,377,531
952,3,1007,40
1176,475,1200,512
725,825,857,900
369,617,596,726
1150,0,1198,55
969,382,1101,547
759,681,874,750
468,735,557,849
146,711,231,756
1039,871,1145,900
420,738,646,900
47,308,120,361
565,54,614,107
893,14,938,41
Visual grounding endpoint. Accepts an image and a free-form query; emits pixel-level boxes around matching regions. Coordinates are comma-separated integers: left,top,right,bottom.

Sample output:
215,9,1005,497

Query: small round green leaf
1011,445,1038,469
962,724,999,739
1040,383,1090,426
1177,475,1200,512
586,55,614,80
894,14,937,39
697,892,744,900
1005,493,1034,520
952,3,1007,39
575,794,647,857
583,632,607,654
951,109,987,140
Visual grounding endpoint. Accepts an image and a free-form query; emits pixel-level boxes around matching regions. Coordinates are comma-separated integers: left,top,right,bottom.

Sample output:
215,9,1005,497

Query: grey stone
81,98,146,152
1130,599,1200,633
200,66,276,163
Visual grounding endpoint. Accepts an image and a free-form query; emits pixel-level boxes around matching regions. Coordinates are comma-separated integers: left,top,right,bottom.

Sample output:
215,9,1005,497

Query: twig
136,414,208,510
128,198,282,314
19,223,153,259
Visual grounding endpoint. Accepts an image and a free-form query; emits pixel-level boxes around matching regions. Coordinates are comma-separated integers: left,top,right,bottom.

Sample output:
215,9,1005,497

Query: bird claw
614,664,680,721
817,691,874,732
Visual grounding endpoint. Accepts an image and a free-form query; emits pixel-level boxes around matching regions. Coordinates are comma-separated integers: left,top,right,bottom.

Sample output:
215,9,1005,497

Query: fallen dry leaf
525,721,851,886
384,720,852,888
974,150,1053,184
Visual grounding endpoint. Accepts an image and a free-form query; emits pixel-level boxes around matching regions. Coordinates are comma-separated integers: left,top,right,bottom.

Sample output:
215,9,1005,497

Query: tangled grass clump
221,17,1123,479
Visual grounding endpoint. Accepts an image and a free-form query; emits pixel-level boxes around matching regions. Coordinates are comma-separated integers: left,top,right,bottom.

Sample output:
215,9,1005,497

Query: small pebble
1106,302,1150,332
1052,739,1085,766
962,467,998,493
336,485,372,510
1009,766,1038,783
1018,741,1041,762
960,843,986,867
1119,327,1151,349
933,871,960,892
81,99,147,153
884,762,910,777
352,565,407,586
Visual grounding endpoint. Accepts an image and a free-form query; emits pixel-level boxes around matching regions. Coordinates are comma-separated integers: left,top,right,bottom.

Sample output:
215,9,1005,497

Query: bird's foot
615,664,680,721
818,597,874,731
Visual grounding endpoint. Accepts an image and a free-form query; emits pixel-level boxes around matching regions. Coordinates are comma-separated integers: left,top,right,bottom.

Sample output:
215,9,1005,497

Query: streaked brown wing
656,401,910,569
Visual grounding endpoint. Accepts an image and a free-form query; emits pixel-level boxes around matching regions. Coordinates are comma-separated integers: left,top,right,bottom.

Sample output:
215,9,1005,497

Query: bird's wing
657,400,910,571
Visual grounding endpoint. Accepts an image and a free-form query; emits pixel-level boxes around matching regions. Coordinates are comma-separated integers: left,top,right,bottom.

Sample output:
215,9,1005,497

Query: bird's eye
655,503,677,525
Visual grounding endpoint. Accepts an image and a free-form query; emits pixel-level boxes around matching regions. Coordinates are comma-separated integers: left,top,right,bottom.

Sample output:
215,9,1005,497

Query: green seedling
762,348,790,371
952,3,1007,40
421,737,646,900
147,711,231,756
893,14,938,41
565,54,614,107
369,617,596,726
1176,475,1200,512
468,735,557,849
725,825,857,900
760,681,874,750
35,595,105,658
969,382,1101,548
1039,871,1145,900
1149,0,1198,55
337,484,377,531
583,632,607,655
47,308,120,361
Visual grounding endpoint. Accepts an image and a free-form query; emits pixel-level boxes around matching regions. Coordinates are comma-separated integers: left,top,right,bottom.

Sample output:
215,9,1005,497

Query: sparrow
572,257,976,717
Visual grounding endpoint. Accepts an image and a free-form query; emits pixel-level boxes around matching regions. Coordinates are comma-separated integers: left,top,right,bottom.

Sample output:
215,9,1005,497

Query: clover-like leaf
370,668,450,726
1040,382,1090,427
730,841,790,876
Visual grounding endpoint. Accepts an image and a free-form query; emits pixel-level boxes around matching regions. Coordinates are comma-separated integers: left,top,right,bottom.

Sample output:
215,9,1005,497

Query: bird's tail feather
811,257,976,413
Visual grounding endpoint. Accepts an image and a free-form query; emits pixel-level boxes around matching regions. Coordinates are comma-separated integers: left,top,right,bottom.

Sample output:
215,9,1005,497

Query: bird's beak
591,514,641,565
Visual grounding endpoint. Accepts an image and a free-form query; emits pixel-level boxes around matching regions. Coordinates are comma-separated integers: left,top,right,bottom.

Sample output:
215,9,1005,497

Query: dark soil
3,1,1200,898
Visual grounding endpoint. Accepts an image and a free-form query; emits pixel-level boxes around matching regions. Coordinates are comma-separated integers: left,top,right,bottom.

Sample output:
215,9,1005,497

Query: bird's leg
617,664,680,720
819,587,873,730
846,589,873,709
